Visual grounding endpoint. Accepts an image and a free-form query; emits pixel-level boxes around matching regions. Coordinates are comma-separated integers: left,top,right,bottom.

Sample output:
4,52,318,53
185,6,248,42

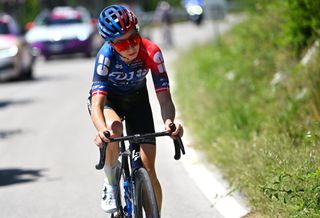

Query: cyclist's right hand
94,130,114,148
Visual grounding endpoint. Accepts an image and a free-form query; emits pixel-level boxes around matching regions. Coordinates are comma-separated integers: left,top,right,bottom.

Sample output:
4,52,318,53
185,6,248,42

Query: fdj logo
109,71,134,80
132,150,140,162
109,69,148,81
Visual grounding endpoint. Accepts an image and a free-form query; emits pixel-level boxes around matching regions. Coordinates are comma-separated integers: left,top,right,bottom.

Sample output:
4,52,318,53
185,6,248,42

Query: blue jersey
90,37,170,96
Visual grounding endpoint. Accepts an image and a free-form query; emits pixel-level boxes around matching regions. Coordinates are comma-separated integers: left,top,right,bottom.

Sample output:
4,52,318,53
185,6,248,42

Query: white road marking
180,134,250,217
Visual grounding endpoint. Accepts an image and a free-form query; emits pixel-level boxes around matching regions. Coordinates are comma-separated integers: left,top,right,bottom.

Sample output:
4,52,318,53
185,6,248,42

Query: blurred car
183,0,205,25
25,6,98,60
0,13,35,81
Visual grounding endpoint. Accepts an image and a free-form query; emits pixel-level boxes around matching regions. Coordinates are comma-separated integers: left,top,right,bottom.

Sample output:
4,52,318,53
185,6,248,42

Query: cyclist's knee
110,120,123,137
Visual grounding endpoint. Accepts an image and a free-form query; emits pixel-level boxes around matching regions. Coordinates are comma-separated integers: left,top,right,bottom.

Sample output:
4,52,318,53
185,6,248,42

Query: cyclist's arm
91,94,109,143
146,39,183,136
156,90,175,126
90,45,113,144
156,90,183,138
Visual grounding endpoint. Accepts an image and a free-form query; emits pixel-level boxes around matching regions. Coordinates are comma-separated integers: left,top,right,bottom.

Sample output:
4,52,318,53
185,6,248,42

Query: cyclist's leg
88,94,123,213
101,108,123,213
103,108,122,168
87,94,122,169
123,88,163,212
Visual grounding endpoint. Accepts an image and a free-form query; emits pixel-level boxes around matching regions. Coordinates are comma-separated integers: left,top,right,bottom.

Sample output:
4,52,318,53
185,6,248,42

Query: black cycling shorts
87,86,156,145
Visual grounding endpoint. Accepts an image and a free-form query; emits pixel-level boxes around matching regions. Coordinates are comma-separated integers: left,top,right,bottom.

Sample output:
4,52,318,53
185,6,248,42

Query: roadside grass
174,13,320,217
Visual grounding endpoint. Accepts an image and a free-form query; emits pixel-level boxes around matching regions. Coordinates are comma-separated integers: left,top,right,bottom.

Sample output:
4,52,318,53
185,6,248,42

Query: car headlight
8,45,18,56
186,5,203,16
77,32,90,41
52,34,62,41
0,45,19,58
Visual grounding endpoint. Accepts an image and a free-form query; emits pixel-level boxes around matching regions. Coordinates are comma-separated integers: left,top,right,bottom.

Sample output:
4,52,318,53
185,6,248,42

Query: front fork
121,142,142,217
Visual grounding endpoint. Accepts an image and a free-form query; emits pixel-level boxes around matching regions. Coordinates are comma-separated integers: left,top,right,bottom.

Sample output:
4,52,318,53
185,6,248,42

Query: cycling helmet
97,5,138,41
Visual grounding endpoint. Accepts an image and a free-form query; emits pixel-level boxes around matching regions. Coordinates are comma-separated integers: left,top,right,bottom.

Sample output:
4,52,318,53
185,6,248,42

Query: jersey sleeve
90,44,112,96
145,40,170,93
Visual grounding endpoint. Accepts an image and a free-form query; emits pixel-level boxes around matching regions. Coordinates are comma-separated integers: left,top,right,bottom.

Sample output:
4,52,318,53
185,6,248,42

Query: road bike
95,123,185,218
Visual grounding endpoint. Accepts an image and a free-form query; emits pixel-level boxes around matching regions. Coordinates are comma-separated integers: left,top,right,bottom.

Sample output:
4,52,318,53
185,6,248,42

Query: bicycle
95,123,185,218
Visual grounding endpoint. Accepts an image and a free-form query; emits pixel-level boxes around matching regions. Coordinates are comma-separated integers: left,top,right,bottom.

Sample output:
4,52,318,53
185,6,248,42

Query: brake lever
95,131,111,170
169,123,186,160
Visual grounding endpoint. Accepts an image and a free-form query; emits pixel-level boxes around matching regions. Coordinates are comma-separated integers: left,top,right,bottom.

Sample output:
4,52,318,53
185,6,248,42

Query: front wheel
134,168,159,218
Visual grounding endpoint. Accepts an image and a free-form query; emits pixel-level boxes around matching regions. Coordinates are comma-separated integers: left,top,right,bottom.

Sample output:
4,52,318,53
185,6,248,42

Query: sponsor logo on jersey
115,64,123,69
153,51,166,73
108,69,148,82
109,71,134,81
96,54,110,76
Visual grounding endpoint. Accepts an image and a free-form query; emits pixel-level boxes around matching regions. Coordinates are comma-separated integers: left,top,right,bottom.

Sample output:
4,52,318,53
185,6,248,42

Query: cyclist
87,4,184,214
154,1,174,48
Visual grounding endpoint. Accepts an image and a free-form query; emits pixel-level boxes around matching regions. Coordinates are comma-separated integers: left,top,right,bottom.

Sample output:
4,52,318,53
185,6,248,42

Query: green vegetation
0,0,183,27
174,1,320,217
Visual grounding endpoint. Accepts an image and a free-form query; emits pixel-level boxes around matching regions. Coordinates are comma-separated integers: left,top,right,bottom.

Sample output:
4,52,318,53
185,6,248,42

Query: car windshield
43,17,83,25
0,22,10,34
40,8,85,26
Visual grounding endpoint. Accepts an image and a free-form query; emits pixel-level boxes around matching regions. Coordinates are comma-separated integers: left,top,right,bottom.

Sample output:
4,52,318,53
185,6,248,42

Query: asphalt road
0,17,243,218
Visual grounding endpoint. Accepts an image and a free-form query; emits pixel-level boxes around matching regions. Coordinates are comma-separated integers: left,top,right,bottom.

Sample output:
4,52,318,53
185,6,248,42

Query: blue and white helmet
97,5,138,41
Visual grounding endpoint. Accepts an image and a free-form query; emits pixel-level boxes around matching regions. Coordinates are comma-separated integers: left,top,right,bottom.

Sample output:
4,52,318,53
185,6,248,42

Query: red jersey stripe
92,90,107,96
155,87,169,93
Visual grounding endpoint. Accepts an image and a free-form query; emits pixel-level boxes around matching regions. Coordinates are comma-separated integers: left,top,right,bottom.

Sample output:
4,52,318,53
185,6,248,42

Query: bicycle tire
134,168,159,218
112,164,133,218
110,187,125,218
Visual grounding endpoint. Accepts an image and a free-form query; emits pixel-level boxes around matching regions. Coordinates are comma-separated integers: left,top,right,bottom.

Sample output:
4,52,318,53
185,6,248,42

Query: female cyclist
87,4,184,214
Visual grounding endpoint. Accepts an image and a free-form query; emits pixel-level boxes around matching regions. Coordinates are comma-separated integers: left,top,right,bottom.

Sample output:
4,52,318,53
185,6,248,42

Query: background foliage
175,0,320,217
0,0,183,27
282,0,320,56
227,0,320,56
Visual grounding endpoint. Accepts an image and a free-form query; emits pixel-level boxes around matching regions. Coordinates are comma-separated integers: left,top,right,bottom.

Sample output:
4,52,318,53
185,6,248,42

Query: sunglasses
111,32,141,52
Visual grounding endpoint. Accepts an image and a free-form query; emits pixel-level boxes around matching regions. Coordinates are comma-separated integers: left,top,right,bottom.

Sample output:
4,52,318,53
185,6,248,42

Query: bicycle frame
95,123,185,217
118,140,148,217
119,140,134,217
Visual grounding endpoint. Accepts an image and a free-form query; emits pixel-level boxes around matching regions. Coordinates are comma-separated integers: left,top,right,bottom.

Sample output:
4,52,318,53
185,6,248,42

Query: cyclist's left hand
165,121,184,140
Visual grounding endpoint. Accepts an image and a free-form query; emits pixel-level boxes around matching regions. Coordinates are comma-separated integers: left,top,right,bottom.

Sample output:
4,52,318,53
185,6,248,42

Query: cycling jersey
90,37,170,96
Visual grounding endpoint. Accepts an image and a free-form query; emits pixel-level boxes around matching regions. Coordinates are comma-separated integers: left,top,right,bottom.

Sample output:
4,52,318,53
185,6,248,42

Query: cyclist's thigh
103,107,123,133
103,106,122,165
102,96,124,134
87,94,123,134
140,143,156,170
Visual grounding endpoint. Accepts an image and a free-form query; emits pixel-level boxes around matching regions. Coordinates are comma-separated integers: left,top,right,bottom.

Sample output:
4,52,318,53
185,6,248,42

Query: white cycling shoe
101,181,118,213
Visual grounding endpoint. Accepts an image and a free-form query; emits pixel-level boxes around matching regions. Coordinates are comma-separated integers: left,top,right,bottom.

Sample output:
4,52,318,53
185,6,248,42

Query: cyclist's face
111,28,140,62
